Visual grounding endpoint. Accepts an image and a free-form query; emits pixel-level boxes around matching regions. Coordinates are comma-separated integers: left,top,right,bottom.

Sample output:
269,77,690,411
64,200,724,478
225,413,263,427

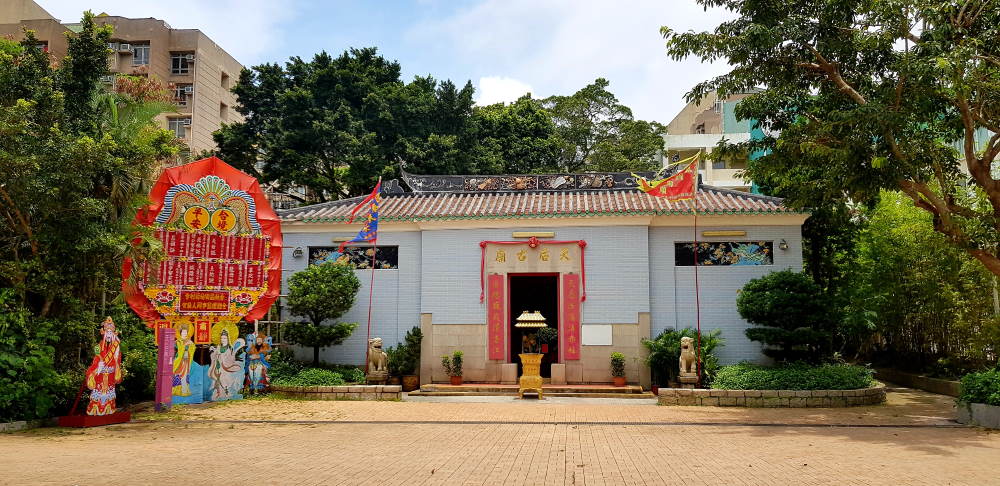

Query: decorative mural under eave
123,156,282,406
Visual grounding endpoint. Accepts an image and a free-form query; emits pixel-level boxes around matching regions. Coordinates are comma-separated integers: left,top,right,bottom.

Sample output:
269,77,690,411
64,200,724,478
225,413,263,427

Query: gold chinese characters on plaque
484,242,582,275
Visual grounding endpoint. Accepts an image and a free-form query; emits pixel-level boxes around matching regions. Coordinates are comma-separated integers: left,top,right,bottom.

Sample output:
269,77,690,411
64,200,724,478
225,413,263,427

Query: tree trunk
313,346,320,366
969,249,1000,279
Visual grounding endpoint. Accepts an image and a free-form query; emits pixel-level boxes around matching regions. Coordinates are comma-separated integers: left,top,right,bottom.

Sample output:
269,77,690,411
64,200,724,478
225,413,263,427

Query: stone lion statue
679,336,697,375
368,337,388,373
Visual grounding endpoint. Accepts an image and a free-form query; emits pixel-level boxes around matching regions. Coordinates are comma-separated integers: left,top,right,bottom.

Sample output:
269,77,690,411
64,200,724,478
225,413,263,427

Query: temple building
278,171,807,387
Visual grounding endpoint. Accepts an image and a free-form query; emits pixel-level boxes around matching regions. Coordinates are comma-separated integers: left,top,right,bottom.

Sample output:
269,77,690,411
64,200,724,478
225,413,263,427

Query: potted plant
442,350,464,385
536,327,557,354
610,352,627,386
400,327,423,392
385,345,403,385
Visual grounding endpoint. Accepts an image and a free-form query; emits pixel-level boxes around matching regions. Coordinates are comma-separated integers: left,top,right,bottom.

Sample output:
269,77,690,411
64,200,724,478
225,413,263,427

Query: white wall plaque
581,325,613,346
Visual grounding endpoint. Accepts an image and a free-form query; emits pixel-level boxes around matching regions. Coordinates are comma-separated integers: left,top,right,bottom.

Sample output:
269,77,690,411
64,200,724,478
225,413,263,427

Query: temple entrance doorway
508,274,559,378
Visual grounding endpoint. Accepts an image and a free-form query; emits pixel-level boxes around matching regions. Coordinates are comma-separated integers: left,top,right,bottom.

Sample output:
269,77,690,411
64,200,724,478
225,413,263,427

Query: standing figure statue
244,333,272,393
85,317,124,416
172,323,196,397
208,329,246,400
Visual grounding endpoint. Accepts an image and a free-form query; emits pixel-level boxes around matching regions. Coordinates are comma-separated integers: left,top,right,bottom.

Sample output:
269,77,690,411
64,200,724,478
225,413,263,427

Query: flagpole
693,158,703,388
364,236,378,373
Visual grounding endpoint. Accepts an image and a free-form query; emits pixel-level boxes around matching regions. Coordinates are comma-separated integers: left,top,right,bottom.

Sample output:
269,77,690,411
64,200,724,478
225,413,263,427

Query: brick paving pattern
1,389,998,485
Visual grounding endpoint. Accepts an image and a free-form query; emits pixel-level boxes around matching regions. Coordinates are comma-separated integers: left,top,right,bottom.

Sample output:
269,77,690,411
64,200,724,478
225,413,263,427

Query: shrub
711,362,874,390
285,262,361,364
268,348,305,383
441,350,463,377
273,368,346,387
336,366,366,384
0,293,62,422
736,270,836,363
642,328,724,386
610,352,626,377
959,370,1000,406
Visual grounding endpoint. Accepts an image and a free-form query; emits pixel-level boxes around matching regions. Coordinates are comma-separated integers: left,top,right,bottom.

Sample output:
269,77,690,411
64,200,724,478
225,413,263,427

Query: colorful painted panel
487,274,505,360
308,246,399,269
562,274,581,360
674,241,774,266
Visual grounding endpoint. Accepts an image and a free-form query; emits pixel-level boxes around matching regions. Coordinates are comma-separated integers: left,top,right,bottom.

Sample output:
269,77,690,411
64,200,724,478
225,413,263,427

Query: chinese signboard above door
123,157,283,344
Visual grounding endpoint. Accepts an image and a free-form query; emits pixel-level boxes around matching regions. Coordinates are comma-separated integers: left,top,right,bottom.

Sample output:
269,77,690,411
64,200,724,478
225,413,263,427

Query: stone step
407,390,655,398
418,384,646,395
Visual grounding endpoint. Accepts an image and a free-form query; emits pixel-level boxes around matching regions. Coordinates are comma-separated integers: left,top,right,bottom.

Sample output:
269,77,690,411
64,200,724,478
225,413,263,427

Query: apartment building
0,0,243,156
663,91,759,192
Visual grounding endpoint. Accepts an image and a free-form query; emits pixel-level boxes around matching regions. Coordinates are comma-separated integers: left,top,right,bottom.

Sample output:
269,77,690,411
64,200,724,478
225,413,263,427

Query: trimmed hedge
711,363,875,391
272,368,345,387
959,370,1000,406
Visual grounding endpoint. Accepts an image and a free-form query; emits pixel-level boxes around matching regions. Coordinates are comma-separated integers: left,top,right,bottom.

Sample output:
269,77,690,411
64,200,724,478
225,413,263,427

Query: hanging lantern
515,310,547,328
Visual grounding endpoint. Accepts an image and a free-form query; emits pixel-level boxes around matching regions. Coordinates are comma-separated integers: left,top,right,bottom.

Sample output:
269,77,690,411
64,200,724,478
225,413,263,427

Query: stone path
1,388,997,485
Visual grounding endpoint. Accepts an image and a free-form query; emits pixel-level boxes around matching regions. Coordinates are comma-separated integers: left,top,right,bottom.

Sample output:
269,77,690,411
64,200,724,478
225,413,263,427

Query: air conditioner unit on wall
185,54,195,61
183,86,193,94
118,43,131,52
182,118,192,126
107,42,118,51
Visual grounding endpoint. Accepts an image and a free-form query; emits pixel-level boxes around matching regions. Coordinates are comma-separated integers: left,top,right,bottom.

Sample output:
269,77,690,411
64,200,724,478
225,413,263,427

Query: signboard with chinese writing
122,157,282,343
562,273,581,360
487,274,505,360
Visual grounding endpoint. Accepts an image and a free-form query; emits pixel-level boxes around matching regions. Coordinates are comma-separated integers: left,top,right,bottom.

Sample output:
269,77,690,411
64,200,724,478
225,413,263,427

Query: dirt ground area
1,388,997,485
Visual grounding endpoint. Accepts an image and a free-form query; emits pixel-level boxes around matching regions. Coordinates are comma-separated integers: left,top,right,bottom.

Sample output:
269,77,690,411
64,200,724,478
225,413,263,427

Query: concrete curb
956,401,1000,429
272,384,402,401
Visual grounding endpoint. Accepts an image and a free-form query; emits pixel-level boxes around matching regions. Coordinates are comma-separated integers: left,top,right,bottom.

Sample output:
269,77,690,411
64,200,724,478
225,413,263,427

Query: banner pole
693,159,703,388
364,237,377,374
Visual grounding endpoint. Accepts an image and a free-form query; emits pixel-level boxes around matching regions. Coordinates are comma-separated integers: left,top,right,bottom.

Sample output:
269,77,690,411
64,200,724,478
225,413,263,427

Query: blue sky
39,0,733,121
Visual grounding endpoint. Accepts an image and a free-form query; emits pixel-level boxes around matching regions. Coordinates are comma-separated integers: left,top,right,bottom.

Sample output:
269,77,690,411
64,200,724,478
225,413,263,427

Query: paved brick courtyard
1,389,998,485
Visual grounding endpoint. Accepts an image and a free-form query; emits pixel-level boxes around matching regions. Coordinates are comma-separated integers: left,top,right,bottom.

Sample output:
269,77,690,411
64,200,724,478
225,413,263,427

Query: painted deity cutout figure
172,323,196,396
244,333,272,393
85,317,123,415
208,329,245,400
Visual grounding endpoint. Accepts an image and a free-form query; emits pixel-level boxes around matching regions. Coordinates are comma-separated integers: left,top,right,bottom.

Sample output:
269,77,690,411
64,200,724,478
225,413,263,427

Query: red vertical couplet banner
562,273,581,360
487,274,505,360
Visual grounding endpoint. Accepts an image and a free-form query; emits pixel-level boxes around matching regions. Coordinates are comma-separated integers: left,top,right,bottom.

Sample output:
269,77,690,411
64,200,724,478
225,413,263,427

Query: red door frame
506,272,561,364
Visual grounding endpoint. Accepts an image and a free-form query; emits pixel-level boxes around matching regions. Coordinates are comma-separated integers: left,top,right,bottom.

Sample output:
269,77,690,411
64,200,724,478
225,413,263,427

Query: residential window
32,41,49,52
173,84,192,106
221,71,230,89
713,100,724,114
695,123,706,134
308,246,398,269
219,102,229,121
675,241,773,266
132,43,150,66
712,159,727,170
171,52,193,74
167,117,190,138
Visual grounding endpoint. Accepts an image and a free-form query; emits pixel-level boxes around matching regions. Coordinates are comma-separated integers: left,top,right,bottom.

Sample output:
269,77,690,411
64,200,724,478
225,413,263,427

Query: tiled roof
279,184,799,223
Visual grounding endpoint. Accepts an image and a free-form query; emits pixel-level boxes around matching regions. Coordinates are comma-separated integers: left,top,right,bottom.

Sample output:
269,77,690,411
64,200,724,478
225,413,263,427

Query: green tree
736,270,836,363
0,12,178,419
471,95,562,174
542,78,665,172
843,191,997,367
664,0,1000,277
284,262,361,365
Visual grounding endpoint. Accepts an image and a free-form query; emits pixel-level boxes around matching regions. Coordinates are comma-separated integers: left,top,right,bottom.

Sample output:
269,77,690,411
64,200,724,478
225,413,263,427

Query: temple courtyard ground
1,388,998,485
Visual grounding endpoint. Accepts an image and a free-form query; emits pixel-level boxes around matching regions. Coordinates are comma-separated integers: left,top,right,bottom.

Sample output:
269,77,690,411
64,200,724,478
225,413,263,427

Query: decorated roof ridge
400,169,662,193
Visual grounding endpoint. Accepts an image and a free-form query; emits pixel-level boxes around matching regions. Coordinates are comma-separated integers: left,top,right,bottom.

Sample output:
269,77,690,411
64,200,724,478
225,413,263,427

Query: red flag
634,154,697,200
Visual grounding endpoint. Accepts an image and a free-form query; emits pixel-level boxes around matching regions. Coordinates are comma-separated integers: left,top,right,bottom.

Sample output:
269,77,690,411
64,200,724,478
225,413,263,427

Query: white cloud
409,0,735,122
35,0,298,64
475,76,533,106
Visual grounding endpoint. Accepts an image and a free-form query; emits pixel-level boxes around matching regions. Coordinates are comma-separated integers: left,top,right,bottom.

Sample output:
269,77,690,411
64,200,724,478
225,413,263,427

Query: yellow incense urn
518,353,544,398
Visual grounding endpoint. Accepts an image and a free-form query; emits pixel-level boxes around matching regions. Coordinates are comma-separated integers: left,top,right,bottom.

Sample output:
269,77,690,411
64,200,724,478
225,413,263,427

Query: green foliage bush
643,328,724,386
959,370,1000,406
273,368,346,387
285,261,361,364
737,270,835,363
0,294,63,422
711,363,874,391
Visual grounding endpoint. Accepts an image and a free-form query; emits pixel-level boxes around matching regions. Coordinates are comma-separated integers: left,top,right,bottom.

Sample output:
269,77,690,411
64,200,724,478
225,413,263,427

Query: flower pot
388,376,401,385
401,375,419,392
450,376,463,386
613,376,626,387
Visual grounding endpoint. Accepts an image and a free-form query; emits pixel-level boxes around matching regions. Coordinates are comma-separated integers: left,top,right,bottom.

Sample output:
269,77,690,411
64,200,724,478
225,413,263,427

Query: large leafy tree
542,78,665,172
471,95,563,174
0,13,178,419
214,48,481,201
664,0,1000,277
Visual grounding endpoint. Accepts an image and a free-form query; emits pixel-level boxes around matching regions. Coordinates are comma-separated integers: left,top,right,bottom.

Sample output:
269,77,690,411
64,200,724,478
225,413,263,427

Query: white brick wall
648,225,803,364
